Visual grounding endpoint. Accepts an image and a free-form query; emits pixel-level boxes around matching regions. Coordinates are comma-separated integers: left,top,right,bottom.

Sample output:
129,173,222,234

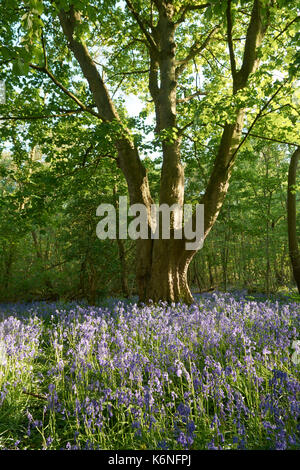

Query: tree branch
226,0,237,80
0,109,85,121
108,69,150,78
234,0,268,92
176,3,211,24
176,26,219,76
58,7,119,122
148,52,160,130
274,16,300,40
287,146,300,293
58,5,154,215
41,29,48,68
230,80,288,160
177,90,207,103
29,63,101,119
242,132,299,147
196,1,270,239
55,153,118,179
124,0,158,54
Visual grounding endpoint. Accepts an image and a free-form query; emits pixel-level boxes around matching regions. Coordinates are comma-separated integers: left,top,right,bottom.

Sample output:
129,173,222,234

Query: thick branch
58,5,154,218
189,0,270,242
274,16,300,40
234,0,268,91
58,8,119,122
149,52,160,130
108,69,150,78
176,26,219,76
287,146,300,293
226,0,237,80
125,0,158,54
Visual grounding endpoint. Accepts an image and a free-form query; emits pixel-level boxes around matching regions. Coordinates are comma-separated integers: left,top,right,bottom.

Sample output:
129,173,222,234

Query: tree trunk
116,237,130,298
58,1,269,305
31,230,54,295
4,244,14,291
207,254,214,287
137,238,193,304
79,257,87,297
193,258,205,292
287,146,300,293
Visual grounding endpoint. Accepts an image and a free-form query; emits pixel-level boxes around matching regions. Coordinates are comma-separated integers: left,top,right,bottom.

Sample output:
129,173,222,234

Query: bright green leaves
205,0,227,18
196,0,230,25
159,127,179,145
10,54,31,76
1,46,14,60
20,1,44,38
29,0,44,15
289,183,300,195
4,1,45,76
289,44,300,79
12,58,30,76
276,0,296,7
1,0,299,186
3,45,32,76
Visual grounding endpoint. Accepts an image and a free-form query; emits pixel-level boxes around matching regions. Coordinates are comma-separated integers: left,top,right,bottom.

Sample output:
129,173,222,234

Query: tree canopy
0,0,299,302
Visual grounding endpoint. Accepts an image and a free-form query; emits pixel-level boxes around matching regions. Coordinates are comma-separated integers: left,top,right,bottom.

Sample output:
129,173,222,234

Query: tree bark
31,230,53,295
287,146,300,293
3,244,14,292
147,238,193,303
57,1,269,305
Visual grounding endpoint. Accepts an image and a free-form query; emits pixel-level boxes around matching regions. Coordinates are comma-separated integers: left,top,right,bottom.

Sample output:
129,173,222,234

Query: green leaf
12,59,29,76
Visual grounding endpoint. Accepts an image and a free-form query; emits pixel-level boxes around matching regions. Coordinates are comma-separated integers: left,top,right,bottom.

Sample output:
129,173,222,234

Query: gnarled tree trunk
287,146,300,293
58,0,269,305
147,238,193,304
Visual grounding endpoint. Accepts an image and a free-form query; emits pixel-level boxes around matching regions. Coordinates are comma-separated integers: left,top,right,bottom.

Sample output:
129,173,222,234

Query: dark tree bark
31,230,53,295
79,257,87,298
287,147,300,293
3,244,14,292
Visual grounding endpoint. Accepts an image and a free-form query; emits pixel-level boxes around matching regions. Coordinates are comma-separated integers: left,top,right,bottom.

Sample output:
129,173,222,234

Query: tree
287,146,300,293
0,0,299,303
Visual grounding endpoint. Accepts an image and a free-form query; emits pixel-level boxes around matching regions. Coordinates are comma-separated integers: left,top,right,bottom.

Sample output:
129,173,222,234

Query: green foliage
0,0,299,299
159,127,179,145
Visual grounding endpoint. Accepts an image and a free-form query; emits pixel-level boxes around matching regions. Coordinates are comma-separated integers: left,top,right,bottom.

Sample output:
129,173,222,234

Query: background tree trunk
287,146,300,293
4,244,14,292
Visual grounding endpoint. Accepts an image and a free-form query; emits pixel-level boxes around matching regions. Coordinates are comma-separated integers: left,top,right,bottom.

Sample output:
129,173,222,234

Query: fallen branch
22,390,47,400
